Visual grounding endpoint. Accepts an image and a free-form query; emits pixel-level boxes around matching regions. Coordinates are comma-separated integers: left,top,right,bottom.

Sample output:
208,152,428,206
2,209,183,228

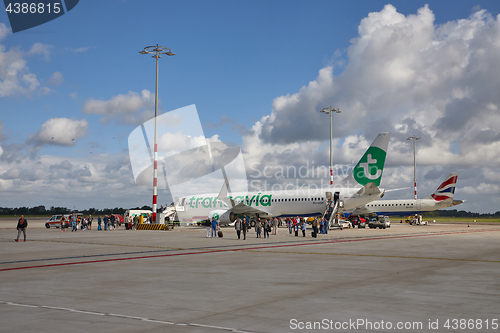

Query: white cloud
0,152,148,209
29,118,88,146
47,71,63,86
243,4,500,171
462,182,500,195
0,39,55,97
82,90,155,124
0,23,10,41
28,42,52,61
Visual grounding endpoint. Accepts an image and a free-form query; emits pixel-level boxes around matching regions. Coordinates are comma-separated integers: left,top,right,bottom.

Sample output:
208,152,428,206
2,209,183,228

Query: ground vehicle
368,215,390,229
45,214,81,228
348,215,366,228
410,215,427,225
124,210,151,221
331,218,352,230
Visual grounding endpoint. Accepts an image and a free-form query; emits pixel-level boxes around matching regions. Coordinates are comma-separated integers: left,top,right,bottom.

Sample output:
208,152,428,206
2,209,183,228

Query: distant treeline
0,205,153,216
422,210,500,218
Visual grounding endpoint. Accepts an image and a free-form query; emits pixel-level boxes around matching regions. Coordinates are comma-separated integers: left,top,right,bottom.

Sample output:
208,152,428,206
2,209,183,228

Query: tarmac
1,217,499,332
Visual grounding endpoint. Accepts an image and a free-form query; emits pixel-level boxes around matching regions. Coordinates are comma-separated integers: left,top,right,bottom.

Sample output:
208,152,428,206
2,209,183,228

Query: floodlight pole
320,107,341,185
139,44,175,223
407,135,420,200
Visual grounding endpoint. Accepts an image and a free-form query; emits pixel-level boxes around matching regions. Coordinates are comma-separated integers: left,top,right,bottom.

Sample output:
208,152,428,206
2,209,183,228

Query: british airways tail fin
425,172,458,201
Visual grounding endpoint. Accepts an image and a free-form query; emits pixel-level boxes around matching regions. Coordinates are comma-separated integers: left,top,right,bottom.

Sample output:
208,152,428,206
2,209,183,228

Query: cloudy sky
0,1,499,213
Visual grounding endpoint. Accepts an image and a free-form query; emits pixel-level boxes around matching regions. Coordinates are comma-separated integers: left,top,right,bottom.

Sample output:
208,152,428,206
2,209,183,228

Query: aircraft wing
349,206,375,216
229,202,274,216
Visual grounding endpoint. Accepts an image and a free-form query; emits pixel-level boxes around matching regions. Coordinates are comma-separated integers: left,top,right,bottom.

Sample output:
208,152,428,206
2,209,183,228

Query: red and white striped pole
139,45,175,224
152,47,159,223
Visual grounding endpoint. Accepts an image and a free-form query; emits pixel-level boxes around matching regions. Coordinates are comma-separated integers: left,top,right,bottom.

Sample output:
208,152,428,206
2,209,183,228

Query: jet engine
208,210,236,226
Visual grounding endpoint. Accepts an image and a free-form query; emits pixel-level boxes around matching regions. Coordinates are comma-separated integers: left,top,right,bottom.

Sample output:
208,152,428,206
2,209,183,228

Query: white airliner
174,133,391,224
351,172,464,216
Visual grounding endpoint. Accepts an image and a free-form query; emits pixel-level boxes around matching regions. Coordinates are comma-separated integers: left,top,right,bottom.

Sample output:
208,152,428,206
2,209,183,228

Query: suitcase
218,230,223,238
295,230,298,237
98,225,101,230
311,231,317,238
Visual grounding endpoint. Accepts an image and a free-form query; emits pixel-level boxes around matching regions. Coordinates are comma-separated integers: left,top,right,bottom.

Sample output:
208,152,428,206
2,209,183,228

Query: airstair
156,205,178,224
323,192,343,227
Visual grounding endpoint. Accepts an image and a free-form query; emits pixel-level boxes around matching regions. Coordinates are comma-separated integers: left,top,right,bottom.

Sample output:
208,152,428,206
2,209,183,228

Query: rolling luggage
98,225,101,230
311,231,317,238
218,230,223,238
295,230,298,237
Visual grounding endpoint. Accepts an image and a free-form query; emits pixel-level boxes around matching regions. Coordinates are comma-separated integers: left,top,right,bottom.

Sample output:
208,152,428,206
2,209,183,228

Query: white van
45,213,82,228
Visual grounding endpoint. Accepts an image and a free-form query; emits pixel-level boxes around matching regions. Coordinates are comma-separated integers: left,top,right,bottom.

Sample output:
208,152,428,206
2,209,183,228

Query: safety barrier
135,224,171,231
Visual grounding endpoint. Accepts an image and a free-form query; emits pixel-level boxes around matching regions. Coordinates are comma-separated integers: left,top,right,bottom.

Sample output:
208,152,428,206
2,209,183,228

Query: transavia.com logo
3,0,79,33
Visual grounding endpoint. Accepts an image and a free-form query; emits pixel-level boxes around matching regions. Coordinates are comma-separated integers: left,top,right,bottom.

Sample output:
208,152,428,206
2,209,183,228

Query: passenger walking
15,215,28,242
110,214,116,229
263,219,270,238
324,218,329,234
242,218,248,240
71,214,77,232
98,216,102,230
88,215,92,230
312,217,319,236
103,215,109,231
211,217,218,238
301,219,307,237
60,215,65,232
255,219,262,238
204,218,211,238
320,218,325,234
272,217,278,235
234,218,242,239
287,218,292,234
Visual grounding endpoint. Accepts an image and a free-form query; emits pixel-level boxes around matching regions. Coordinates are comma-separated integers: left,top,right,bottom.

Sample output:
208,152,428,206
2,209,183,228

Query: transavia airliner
352,172,464,216
174,133,391,224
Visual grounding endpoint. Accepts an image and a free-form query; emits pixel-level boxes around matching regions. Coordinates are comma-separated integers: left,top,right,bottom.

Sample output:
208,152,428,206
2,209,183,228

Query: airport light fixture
139,45,175,223
407,135,420,200
320,106,341,185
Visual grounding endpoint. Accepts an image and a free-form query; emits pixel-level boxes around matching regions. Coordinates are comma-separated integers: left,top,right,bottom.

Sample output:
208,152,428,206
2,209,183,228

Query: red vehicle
113,214,124,225
348,215,366,228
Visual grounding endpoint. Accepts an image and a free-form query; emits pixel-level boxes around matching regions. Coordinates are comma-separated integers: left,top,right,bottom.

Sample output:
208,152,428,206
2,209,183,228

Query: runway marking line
0,228,497,272
245,250,500,263
0,300,254,333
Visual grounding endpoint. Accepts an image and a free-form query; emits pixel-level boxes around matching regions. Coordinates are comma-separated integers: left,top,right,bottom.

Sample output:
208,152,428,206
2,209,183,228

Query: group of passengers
205,215,331,239
59,214,93,232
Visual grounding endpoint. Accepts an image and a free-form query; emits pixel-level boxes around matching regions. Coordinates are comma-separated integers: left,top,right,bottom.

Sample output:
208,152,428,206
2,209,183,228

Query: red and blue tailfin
426,172,458,202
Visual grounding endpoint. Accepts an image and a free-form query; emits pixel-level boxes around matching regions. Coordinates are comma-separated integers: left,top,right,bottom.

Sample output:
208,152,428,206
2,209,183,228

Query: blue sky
1,1,500,213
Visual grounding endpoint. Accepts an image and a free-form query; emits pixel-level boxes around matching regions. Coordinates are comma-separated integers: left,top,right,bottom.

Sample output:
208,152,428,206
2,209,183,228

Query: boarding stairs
322,192,344,228
156,205,177,224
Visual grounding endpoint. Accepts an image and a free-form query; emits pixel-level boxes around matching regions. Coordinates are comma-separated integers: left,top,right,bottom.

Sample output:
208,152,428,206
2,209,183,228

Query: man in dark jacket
241,218,249,240
15,215,28,242
234,219,242,239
